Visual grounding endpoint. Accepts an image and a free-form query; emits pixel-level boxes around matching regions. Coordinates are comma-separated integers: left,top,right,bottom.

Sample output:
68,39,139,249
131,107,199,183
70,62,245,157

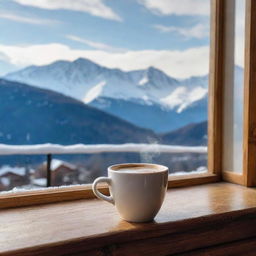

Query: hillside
0,79,156,145
161,121,207,146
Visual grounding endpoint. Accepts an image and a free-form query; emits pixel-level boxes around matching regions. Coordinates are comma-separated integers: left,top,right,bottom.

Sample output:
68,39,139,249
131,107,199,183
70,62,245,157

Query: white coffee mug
92,163,168,222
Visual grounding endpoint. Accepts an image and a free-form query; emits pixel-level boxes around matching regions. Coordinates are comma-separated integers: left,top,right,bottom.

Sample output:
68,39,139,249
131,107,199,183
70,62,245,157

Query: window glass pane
223,0,245,173
0,0,210,191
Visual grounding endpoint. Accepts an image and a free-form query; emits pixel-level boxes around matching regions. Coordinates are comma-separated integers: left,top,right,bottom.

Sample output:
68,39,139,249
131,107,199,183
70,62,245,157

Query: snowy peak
4,58,208,112
181,75,208,88
146,66,178,86
72,58,105,75
73,57,99,66
83,81,106,104
138,75,148,86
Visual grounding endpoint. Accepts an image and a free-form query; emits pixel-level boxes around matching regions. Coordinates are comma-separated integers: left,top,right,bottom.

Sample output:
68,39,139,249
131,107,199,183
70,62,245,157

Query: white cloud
0,12,59,25
66,35,126,52
0,43,209,78
154,23,209,39
14,0,122,21
139,0,210,16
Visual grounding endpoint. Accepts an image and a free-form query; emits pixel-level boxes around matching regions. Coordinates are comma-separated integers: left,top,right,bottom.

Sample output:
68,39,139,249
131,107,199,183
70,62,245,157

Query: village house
35,159,79,186
0,165,30,190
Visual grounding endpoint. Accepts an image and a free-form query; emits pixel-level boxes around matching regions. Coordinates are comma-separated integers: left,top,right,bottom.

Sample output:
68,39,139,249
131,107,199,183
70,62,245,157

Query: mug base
120,216,155,223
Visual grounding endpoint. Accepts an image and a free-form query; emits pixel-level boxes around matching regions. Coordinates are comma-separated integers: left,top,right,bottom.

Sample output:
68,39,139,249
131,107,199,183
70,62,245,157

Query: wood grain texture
168,173,219,188
222,171,244,185
243,0,256,186
2,183,256,256
0,173,218,210
0,184,109,209
176,237,256,256
208,0,225,177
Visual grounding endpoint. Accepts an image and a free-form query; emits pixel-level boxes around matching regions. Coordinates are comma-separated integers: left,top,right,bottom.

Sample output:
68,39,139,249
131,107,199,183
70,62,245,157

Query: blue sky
0,0,212,78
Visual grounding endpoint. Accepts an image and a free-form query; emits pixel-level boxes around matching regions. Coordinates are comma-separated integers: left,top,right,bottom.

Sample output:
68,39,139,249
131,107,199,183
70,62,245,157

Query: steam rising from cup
140,137,161,163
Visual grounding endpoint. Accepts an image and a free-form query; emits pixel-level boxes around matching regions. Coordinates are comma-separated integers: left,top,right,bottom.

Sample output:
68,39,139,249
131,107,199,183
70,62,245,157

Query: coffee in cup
92,163,168,222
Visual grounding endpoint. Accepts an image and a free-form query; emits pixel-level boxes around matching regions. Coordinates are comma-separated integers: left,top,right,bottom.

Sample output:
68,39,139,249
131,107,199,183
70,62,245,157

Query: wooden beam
243,0,256,186
222,171,244,185
208,0,225,177
0,184,109,209
168,173,219,188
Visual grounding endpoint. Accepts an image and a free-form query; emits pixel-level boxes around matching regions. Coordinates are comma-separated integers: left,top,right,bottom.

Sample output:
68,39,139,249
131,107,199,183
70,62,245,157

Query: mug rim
108,163,168,174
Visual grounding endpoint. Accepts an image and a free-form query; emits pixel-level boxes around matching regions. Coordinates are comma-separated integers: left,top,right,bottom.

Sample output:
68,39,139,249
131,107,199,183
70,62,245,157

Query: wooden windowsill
2,182,256,256
0,173,219,209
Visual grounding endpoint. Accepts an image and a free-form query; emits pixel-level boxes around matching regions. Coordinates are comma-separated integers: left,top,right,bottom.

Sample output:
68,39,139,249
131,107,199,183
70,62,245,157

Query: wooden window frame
0,0,254,209
219,0,244,185
222,0,256,186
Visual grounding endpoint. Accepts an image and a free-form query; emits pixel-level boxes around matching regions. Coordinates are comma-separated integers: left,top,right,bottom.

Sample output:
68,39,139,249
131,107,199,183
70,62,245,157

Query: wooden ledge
0,173,218,209
1,182,256,256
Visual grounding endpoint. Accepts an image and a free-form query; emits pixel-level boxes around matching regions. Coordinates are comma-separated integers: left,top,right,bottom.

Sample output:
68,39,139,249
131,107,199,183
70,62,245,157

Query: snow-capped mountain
3,58,243,132
4,58,208,112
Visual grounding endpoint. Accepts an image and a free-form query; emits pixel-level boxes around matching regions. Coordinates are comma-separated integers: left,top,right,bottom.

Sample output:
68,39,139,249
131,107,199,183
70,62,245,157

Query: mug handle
92,177,114,204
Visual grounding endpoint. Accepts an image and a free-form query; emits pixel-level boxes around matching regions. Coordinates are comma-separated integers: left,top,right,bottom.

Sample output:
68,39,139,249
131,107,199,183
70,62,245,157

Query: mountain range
4,58,210,132
1,58,243,146
0,78,207,146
